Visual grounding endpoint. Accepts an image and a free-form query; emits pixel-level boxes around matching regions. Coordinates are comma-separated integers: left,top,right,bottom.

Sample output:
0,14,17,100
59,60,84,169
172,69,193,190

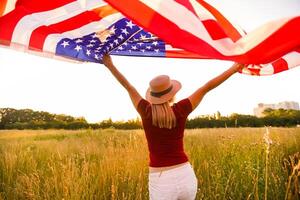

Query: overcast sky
0,0,299,122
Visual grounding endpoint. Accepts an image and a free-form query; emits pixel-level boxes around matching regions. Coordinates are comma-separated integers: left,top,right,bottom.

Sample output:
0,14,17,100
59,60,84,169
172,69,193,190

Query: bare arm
102,54,142,109
188,63,244,110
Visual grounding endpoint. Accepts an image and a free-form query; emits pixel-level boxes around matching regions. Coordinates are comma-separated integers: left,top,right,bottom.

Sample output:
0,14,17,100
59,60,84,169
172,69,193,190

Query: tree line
0,108,299,130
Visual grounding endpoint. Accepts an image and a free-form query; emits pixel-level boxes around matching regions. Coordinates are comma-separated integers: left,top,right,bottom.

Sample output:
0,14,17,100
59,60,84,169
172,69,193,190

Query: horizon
0,0,300,123
1,99,299,123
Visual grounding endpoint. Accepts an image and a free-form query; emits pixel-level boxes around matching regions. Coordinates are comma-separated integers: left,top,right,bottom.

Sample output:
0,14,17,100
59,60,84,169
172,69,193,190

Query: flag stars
94,54,100,60
87,44,94,48
154,49,160,53
89,39,96,43
75,39,83,43
146,46,151,50
114,39,119,45
148,33,155,38
109,43,114,48
118,35,124,40
109,26,117,35
86,49,91,56
126,21,135,29
118,46,124,50
61,41,69,48
121,28,129,35
74,45,82,52
152,41,159,46
131,46,137,50
140,34,147,40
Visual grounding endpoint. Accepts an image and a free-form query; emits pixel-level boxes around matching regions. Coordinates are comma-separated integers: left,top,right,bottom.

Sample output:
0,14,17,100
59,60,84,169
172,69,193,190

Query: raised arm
188,63,244,110
102,54,142,109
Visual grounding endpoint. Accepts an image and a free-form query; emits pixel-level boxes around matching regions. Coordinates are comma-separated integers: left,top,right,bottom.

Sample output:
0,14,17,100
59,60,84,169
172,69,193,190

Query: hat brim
146,80,182,104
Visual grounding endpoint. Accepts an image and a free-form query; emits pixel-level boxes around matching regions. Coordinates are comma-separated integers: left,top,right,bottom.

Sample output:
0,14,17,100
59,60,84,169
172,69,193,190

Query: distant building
277,102,300,110
215,111,221,120
254,101,300,117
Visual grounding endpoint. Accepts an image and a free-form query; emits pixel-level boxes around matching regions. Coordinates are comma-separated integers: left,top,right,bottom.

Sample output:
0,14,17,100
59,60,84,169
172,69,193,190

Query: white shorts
148,163,198,200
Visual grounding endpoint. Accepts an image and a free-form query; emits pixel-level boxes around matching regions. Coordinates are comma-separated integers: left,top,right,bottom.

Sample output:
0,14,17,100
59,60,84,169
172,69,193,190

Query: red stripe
0,0,75,44
16,0,75,13
249,69,261,76
29,11,101,50
104,0,154,27
272,58,289,74
0,0,8,16
202,19,228,40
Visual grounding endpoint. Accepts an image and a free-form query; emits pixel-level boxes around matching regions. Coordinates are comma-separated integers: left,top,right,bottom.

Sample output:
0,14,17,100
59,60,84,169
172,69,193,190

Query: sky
0,0,300,123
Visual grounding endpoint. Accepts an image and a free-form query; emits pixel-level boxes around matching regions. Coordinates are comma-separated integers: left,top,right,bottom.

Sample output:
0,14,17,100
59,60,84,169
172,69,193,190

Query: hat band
150,85,173,98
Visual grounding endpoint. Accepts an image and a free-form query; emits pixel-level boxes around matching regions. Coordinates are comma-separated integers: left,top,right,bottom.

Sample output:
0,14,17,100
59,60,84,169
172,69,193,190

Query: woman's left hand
102,54,113,68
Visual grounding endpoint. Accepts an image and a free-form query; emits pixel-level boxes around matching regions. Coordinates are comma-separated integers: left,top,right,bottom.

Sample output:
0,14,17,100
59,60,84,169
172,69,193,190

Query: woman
102,54,244,200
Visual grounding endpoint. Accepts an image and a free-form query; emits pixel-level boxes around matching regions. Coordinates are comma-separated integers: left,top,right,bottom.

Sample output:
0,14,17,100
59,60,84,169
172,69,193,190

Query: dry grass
0,128,299,200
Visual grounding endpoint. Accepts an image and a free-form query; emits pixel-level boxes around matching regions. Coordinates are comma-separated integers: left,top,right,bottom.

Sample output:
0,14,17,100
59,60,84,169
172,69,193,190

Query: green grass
0,128,299,200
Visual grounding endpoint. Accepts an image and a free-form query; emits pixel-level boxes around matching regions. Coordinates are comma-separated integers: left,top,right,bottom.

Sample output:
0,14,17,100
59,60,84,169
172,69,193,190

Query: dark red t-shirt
137,98,193,167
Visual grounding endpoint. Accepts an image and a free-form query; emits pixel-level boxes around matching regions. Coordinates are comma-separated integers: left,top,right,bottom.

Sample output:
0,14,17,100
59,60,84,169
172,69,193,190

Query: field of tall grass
0,128,299,200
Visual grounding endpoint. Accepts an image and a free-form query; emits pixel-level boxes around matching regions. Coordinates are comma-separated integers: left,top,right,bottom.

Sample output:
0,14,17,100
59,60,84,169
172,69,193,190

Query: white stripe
259,64,275,75
43,13,123,53
241,68,253,75
189,0,216,21
282,51,300,69
139,0,293,57
3,0,17,16
165,44,182,51
11,0,107,47
235,17,291,53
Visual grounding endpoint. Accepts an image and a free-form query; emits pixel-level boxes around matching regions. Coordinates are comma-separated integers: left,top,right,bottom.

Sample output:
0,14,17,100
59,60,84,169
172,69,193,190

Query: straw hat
146,75,181,104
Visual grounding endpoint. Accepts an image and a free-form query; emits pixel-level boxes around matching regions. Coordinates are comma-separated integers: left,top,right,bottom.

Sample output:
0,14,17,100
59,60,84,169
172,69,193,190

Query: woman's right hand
232,63,246,72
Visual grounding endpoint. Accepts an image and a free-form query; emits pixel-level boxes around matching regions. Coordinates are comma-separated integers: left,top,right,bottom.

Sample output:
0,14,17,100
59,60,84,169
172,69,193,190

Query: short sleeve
137,99,151,118
175,98,193,117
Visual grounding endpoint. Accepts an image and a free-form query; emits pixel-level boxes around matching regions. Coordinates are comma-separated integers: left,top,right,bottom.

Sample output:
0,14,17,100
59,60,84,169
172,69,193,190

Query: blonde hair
151,102,176,129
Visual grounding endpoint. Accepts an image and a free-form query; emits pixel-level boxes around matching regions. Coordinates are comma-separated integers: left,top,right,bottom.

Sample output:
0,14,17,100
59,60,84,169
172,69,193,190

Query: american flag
0,0,299,75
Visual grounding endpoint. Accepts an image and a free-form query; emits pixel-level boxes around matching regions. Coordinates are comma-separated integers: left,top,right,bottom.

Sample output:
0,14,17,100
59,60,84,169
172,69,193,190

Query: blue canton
56,18,166,63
